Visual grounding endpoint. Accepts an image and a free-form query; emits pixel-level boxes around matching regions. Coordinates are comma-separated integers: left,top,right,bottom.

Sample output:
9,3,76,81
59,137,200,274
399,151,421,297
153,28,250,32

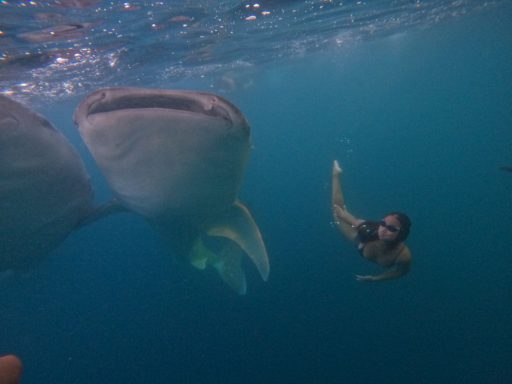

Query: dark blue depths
1,5,512,384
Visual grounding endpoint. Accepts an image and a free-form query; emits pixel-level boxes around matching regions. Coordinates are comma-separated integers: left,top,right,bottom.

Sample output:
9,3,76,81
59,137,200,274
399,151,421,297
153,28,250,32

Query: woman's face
378,214,401,241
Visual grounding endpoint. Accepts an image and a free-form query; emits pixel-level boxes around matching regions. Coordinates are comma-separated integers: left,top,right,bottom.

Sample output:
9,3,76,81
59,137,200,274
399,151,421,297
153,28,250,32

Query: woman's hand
333,204,347,221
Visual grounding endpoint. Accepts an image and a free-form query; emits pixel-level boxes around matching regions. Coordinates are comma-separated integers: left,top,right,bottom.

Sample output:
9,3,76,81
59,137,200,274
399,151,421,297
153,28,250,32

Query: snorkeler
331,160,412,281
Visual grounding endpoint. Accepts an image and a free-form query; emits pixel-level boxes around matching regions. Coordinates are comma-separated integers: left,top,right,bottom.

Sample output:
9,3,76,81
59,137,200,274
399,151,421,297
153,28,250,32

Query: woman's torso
360,240,404,268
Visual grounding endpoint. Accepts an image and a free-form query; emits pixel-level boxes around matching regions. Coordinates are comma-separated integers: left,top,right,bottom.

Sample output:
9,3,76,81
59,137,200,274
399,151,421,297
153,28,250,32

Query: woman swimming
331,160,412,281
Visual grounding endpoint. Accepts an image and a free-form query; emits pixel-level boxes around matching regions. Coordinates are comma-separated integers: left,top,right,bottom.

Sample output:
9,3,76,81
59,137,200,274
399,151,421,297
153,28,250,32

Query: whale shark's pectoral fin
189,237,247,295
186,200,267,294
189,237,210,271
205,200,269,282
77,198,129,228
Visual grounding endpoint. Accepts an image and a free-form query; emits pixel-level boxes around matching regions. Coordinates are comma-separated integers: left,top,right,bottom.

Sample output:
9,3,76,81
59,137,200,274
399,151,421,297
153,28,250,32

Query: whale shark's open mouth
73,88,250,139
86,90,232,122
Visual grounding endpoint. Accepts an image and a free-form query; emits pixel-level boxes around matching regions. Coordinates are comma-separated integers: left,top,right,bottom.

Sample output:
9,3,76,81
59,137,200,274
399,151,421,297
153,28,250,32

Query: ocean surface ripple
0,0,503,101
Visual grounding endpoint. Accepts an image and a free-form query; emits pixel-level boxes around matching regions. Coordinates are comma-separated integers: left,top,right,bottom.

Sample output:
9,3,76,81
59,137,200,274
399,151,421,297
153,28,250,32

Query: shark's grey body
74,87,269,294
0,95,96,271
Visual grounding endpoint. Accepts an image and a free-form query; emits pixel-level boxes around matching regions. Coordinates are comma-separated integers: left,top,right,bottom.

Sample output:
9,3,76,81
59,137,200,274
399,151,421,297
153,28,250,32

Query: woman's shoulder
396,244,412,264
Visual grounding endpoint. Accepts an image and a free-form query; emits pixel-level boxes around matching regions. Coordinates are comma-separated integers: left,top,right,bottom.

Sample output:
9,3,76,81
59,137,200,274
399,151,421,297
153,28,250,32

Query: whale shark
74,87,269,294
0,95,107,272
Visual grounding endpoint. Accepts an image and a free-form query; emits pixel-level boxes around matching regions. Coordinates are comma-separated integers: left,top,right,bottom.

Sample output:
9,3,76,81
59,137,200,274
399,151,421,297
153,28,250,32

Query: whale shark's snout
74,87,250,139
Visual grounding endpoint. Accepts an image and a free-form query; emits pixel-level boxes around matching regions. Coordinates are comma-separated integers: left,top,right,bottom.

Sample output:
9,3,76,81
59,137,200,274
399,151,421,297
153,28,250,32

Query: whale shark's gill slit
88,94,227,120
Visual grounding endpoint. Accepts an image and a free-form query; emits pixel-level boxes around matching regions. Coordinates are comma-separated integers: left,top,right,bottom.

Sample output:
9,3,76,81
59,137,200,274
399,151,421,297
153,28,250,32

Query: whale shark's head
74,87,251,218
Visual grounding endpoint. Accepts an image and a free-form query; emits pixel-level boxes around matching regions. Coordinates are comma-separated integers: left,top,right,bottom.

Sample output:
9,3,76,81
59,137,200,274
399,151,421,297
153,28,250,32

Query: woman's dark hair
388,212,411,243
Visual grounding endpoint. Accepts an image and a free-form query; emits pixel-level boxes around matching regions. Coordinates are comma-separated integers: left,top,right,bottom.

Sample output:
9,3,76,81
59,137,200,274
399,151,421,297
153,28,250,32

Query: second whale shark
0,95,110,272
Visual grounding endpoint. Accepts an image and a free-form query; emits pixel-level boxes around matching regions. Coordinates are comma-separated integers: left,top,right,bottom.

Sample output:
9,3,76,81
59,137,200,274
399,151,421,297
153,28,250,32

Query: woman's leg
331,161,358,241
331,160,345,208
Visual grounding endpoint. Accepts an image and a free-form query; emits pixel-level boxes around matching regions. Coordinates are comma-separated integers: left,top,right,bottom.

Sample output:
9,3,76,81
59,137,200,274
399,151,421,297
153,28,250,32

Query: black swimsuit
356,221,405,266
355,221,380,255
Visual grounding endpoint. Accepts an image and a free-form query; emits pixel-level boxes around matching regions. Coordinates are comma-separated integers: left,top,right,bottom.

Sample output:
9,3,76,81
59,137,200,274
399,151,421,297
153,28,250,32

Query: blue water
1,2,512,383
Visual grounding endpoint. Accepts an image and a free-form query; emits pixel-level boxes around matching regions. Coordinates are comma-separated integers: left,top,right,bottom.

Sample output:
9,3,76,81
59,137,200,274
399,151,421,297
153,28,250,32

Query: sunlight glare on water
0,0,504,102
